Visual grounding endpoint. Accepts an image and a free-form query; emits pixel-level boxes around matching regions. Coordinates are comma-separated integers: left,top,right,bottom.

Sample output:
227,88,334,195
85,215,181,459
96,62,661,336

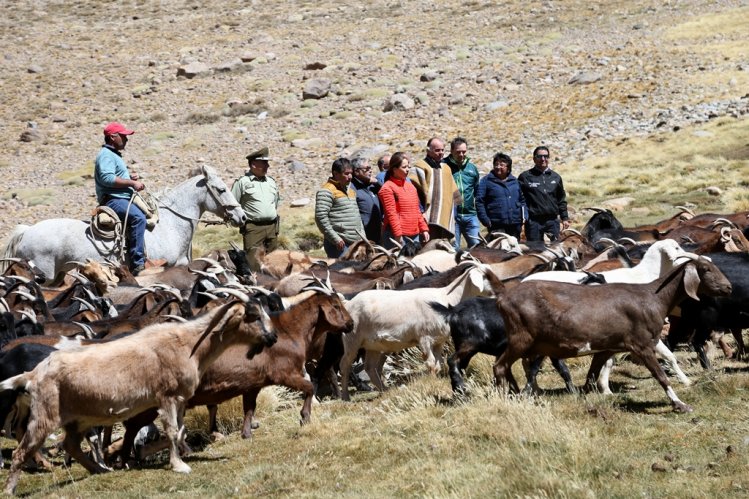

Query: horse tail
0,225,29,273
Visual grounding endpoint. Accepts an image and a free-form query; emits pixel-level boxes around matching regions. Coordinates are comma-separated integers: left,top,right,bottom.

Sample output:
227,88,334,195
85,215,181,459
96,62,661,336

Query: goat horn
213,287,249,302
101,260,118,268
680,235,697,244
164,314,188,322
355,228,375,250
70,271,91,284
301,285,334,296
18,309,36,323
528,253,550,263
245,285,273,296
72,296,97,312
72,321,96,339
229,240,241,251
711,218,737,229
0,257,23,263
0,297,8,313
617,237,637,246
198,291,219,300
477,233,489,246
388,237,403,250
10,290,36,301
6,274,31,284
596,237,618,248
190,269,215,278
561,228,583,237
675,205,695,216
720,226,732,242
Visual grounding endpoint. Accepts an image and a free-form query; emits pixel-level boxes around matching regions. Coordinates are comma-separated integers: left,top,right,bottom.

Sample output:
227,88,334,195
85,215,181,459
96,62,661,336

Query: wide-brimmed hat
246,147,271,162
103,122,135,136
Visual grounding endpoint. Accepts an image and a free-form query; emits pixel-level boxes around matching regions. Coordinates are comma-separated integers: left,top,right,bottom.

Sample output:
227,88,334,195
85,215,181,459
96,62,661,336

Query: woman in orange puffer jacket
378,152,430,249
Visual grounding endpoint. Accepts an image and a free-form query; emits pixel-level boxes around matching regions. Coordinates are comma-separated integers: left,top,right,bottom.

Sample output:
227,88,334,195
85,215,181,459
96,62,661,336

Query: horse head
201,165,246,227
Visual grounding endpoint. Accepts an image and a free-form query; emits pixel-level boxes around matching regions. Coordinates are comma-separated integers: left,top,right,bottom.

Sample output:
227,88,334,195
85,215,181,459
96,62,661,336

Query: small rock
448,94,464,105
27,65,43,74
287,160,306,172
485,100,509,112
568,71,602,85
176,61,211,78
290,197,310,207
303,78,331,100
420,71,438,82
601,197,634,211
651,462,667,472
214,59,244,72
19,128,41,142
383,94,415,112
304,62,327,70
706,186,722,196
726,445,736,455
291,138,323,149
664,453,675,462
240,52,258,63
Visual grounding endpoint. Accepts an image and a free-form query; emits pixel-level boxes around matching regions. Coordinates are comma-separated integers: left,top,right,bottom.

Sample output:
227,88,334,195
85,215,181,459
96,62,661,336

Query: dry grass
7,350,749,498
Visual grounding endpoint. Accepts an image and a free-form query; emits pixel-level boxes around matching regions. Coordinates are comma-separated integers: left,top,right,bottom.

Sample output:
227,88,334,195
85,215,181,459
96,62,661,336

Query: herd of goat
0,206,747,494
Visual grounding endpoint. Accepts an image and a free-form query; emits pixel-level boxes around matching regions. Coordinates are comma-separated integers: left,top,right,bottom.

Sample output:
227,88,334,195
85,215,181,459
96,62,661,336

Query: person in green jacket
444,137,480,249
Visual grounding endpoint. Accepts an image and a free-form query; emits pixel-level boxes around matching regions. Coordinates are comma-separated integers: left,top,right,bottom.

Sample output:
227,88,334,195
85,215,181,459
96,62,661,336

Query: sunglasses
534,155,550,160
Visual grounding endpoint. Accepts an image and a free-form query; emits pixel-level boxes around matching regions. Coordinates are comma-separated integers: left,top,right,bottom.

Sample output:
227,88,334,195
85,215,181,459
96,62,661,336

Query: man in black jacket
518,146,570,242
350,156,382,243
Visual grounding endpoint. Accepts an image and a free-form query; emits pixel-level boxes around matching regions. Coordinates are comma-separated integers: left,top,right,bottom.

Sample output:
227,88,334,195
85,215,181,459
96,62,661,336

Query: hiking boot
132,264,145,276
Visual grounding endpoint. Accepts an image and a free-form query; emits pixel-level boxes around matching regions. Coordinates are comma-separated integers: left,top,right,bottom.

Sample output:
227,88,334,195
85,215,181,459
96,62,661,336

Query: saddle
91,192,159,233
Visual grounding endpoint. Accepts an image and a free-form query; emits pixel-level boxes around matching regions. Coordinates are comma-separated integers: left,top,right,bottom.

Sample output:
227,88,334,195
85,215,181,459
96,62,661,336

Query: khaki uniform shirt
231,174,279,222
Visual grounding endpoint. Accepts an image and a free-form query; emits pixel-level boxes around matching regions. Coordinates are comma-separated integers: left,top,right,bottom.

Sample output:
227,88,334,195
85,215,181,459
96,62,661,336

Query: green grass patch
6,188,57,206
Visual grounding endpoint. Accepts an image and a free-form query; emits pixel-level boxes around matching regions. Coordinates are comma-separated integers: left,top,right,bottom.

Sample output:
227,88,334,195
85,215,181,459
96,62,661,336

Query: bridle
157,177,241,225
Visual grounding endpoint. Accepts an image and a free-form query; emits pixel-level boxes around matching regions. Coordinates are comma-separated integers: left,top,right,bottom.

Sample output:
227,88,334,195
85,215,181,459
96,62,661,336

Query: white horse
2,165,246,280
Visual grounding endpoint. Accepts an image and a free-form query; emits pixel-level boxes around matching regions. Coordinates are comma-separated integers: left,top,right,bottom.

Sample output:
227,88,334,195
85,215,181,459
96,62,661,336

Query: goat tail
0,224,29,273
0,373,30,393
428,301,452,319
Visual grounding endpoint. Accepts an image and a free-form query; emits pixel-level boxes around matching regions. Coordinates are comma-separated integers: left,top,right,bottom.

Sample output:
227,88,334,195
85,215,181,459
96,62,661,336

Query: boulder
568,71,602,85
420,71,438,82
177,62,211,78
303,78,331,100
383,94,415,112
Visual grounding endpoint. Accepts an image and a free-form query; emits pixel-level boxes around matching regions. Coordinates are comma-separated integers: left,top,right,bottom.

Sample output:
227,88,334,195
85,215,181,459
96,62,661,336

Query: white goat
0,299,276,495
340,263,501,400
522,239,699,393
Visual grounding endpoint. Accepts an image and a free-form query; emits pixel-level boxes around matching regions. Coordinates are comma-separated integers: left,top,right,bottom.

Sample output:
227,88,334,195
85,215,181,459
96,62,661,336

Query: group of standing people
92,121,570,271
313,139,570,258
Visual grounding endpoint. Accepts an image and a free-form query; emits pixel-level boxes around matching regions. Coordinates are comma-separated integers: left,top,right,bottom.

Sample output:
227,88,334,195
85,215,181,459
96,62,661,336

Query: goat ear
683,263,700,301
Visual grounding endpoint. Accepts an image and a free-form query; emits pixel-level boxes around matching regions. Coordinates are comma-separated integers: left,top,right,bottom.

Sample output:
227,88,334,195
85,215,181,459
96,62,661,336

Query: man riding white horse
94,122,147,275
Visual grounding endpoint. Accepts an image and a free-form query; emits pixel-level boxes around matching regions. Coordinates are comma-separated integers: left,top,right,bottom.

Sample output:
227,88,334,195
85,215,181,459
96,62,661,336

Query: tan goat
0,298,277,495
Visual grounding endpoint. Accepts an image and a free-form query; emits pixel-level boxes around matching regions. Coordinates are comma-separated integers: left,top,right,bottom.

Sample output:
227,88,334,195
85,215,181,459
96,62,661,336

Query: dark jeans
524,218,560,242
106,197,146,268
488,223,522,239
324,239,348,258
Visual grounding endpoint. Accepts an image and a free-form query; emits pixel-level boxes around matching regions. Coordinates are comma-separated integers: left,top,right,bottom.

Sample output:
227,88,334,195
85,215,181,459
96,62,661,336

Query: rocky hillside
1,0,747,239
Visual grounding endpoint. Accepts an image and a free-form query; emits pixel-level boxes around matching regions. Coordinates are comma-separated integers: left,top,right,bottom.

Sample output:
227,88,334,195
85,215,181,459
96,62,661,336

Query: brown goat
0,299,276,495
108,289,352,464
493,256,732,413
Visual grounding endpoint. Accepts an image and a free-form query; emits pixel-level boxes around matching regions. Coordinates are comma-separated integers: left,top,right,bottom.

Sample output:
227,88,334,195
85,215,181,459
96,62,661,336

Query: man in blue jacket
445,137,480,249
350,156,382,243
476,152,526,239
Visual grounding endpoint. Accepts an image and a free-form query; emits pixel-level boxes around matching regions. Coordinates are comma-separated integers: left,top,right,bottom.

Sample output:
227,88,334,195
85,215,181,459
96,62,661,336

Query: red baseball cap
103,122,135,136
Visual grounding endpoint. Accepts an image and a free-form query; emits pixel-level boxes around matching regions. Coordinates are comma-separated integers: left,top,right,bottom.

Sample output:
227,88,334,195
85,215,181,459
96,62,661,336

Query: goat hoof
673,402,693,413
172,462,192,474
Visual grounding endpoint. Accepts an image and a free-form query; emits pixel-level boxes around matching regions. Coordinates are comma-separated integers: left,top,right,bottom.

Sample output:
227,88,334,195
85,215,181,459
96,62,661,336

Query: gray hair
351,156,369,170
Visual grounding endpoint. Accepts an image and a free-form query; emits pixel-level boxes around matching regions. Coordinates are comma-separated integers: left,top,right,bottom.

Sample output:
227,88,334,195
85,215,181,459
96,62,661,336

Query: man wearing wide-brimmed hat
231,147,280,271
94,121,147,275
